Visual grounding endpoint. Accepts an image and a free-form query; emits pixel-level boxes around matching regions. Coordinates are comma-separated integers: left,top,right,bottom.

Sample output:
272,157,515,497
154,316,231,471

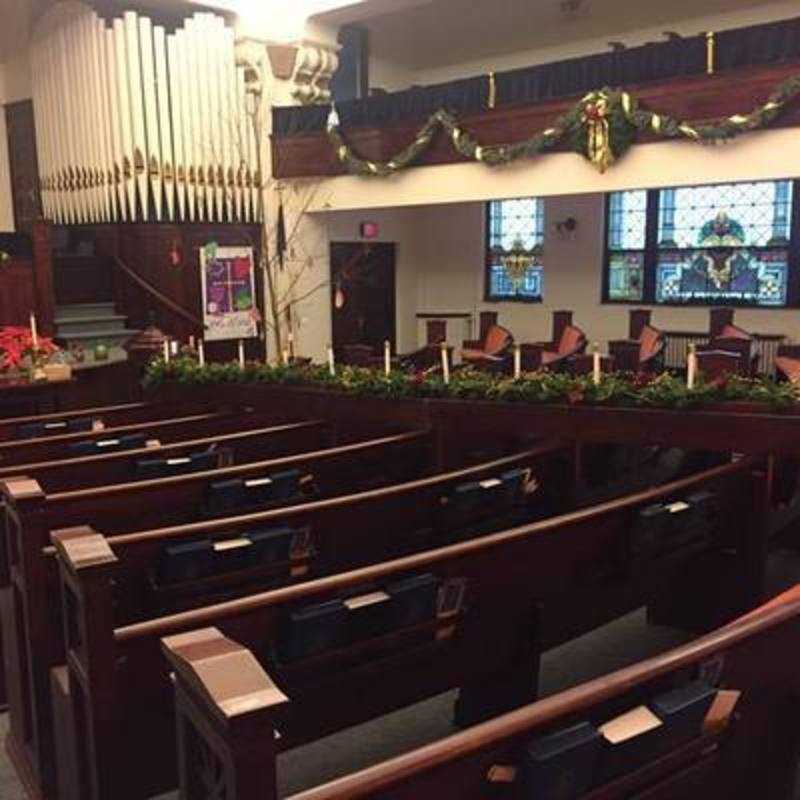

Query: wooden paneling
0,260,36,326
4,100,41,233
273,61,800,179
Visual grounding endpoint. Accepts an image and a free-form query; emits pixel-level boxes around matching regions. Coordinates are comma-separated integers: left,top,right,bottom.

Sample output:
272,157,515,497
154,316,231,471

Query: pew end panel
162,627,287,800
52,526,120,800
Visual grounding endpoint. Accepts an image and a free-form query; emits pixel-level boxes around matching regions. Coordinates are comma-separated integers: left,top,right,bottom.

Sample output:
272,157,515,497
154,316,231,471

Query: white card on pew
213,538,252,552
96,439,119,448
45,422,67,429
245,477,273,487
479,478,502,489
666,501,690,514
599,706,662,744
345,591,390,610
166,458,191,466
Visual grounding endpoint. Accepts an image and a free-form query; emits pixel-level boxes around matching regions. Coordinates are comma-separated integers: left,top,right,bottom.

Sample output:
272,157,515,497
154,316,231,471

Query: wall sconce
555,217,578,238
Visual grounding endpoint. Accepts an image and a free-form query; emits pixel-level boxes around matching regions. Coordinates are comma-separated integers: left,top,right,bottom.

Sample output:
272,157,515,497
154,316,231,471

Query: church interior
3,0,800,798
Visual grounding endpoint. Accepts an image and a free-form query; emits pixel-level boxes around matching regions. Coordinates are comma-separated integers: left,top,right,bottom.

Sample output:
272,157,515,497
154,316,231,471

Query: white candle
327,343,335,376
238,339,245,369
384,339,391,376
198,339,205,367
170,340,179,356
189,335,196,350
282,348,290,365
440,342,450,385
29,312,38,350
163,339,170,363
513,343,521,380
592,342,601,386
687,343,697,390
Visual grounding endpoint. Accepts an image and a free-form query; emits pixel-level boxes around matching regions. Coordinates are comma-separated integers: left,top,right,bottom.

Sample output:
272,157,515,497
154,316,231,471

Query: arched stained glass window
485,198,544,302
604,179,796,307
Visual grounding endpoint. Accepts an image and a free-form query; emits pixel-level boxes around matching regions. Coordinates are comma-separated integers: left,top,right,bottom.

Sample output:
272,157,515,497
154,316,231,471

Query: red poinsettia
0,326,58,371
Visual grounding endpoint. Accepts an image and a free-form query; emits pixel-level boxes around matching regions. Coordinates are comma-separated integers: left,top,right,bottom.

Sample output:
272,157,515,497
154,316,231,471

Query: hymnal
520,721,602,800
344,590,391,640
159,538,214,583
597,705,663,781
649,680,716,749
386,573,438,628
280,599,347,661
246,525,295,564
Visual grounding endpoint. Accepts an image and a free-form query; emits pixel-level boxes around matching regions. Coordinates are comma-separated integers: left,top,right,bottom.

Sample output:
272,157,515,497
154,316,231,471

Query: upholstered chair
608,324,665,373
697,323,759,376
461,324,514,371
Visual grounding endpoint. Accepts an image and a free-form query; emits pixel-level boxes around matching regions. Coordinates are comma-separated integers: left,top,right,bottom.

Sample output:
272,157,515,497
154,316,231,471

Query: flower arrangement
144,357,800,412
0,326,59,373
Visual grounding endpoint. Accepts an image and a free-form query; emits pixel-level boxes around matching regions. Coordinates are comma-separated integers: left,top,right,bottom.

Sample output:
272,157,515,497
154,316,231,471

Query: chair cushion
540,351,561,365
484,325,512,355
558,325,584,355
639,325,662,362
776,356,800,384
720,323,752,341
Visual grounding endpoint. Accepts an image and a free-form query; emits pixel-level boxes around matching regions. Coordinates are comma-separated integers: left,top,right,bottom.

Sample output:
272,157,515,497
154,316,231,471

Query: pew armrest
51,526,118,575
161,627,289,725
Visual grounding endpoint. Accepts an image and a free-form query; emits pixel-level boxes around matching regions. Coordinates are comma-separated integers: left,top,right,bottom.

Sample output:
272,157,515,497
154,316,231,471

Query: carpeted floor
2,549,799,799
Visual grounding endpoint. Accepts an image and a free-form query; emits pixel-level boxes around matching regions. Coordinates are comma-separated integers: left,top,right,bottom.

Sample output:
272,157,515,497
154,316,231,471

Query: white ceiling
321,0,792,71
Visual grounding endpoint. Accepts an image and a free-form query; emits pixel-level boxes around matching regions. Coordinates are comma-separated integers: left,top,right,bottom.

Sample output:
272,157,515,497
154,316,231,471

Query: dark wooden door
331,242,396,351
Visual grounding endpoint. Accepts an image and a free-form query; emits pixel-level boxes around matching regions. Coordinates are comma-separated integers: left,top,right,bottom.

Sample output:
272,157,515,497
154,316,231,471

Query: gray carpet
1,549,798,799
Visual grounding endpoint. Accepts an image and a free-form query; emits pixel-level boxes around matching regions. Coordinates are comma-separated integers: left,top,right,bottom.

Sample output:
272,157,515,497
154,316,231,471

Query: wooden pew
0,399,221,441
0,406,291,467
1,428,433,798
53,457,765,800
211,583,800,800
0,419,328,492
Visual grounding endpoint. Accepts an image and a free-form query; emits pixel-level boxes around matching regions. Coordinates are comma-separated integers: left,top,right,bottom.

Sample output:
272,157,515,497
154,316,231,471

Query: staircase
54,303,139,364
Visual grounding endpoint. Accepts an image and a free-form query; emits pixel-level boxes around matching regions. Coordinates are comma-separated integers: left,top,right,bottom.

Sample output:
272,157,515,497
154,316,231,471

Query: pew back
57,457,763,799
265,584,800,800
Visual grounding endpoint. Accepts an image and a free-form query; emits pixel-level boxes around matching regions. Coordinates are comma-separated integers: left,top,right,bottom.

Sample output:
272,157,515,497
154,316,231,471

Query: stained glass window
605,180,796,307
486,198,545,301
606,191,646,301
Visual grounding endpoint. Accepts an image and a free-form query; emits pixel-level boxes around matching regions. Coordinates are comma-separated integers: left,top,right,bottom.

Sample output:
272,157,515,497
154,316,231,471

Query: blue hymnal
385,573,438,628
16,417,94,439
520,722,602,800
135,448,218,478
69,432,148,456
281,599,347,661
649,681,716,750
158,538,214,583
207,469,301,513
245,525,295,564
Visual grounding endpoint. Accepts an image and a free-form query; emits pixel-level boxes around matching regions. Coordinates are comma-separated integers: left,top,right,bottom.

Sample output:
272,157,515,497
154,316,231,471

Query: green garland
144,357,800,412
327,73,800,175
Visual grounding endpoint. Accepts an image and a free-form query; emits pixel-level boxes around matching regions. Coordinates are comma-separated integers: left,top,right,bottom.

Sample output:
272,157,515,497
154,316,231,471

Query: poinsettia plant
0,326,58,371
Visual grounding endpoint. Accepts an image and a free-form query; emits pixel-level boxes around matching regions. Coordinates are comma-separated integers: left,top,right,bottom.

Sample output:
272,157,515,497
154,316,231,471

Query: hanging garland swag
326,73,800,175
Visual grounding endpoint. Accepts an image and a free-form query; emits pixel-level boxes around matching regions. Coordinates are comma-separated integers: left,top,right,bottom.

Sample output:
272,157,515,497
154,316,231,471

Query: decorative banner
327,72,800,175
200,244,258,341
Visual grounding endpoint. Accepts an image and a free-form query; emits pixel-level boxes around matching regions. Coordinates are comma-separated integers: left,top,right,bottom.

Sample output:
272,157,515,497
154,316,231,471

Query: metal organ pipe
30,6,260,224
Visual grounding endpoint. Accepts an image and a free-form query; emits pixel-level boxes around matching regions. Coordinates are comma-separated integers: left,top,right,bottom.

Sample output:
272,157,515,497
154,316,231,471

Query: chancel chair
695,348,748,381
608,324,665,373
697,309,760,377
774,344,800,384
522,323,587,372
461,324,514,371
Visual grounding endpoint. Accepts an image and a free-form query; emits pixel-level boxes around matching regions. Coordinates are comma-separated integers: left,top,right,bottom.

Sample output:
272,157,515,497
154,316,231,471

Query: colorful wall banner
200,243,259,341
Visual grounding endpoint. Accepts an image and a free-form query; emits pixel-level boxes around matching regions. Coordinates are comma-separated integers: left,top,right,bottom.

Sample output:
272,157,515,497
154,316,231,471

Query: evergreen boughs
327,73,800,175
144,357,799,412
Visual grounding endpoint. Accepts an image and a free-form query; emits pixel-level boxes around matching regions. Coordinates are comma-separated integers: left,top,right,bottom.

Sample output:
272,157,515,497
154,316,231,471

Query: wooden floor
4,550,799,799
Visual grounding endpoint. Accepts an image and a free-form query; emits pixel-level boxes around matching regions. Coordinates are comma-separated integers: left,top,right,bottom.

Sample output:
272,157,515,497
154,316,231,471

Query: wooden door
331,242,396,351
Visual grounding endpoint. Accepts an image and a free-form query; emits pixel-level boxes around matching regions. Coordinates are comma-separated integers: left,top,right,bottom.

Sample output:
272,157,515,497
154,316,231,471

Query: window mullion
643,189,660,304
